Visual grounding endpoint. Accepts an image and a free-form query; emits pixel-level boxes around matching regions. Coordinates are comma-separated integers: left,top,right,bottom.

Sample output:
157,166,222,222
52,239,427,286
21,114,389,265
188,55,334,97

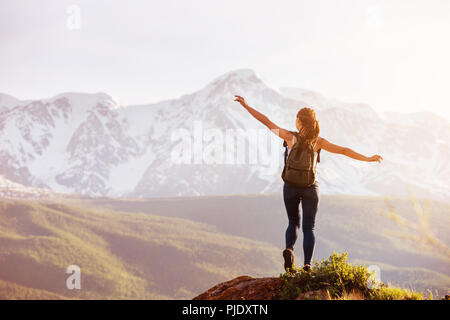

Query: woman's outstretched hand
234,95,249,108
368,154,383,163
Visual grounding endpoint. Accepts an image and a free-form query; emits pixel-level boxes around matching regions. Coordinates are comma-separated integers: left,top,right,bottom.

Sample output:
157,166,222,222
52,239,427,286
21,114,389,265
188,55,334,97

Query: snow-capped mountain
1,69,449,202
0,174,57,199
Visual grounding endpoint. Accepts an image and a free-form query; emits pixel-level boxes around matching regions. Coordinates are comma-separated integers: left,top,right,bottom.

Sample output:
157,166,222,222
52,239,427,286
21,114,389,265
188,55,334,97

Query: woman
234,95,383,272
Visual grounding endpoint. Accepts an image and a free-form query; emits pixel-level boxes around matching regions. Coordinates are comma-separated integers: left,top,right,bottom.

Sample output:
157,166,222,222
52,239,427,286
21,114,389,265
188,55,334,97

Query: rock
193,276,284,300
295,289,330,300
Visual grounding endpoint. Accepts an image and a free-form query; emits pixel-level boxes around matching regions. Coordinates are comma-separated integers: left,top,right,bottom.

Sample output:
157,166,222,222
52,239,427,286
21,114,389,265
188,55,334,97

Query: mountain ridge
1,69,449,201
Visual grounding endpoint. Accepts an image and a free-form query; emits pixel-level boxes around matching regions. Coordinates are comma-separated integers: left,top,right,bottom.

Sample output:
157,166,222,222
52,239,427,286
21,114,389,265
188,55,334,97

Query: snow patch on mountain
0,174,56,199
1,69,449,202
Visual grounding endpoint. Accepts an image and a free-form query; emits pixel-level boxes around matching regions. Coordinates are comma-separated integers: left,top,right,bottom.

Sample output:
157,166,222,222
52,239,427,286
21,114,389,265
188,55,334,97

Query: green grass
280,252,424,300
369,286,424,300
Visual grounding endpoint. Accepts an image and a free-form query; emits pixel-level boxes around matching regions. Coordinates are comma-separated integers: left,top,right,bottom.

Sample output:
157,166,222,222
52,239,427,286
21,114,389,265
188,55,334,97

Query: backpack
281,131,321,187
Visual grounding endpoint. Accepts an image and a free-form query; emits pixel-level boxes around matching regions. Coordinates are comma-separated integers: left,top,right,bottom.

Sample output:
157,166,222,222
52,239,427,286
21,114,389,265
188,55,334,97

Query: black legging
283,180,319,265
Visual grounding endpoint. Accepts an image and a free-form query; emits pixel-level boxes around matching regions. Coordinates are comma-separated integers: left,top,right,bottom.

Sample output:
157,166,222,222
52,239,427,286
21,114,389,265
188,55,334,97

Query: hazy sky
1,0,450,120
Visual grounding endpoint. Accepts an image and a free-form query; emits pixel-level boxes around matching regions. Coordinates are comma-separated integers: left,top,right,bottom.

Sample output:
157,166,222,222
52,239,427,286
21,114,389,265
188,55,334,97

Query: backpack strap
313,137,319,149
314,137,321,163
282,131,297,164
283,131,297,148
283,143,288,165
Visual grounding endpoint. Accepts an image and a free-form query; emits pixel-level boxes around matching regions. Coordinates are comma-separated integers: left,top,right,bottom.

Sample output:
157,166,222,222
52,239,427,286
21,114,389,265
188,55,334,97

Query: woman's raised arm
234,95,293,142
319,137,383,163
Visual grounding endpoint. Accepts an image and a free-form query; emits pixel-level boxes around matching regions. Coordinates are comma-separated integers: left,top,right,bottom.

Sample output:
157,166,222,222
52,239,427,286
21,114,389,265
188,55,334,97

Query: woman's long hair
297,107,320,149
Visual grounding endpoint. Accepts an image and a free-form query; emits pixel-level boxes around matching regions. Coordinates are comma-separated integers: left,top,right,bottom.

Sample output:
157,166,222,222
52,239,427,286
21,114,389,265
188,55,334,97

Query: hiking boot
303,264,311,272
283,248,294,271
